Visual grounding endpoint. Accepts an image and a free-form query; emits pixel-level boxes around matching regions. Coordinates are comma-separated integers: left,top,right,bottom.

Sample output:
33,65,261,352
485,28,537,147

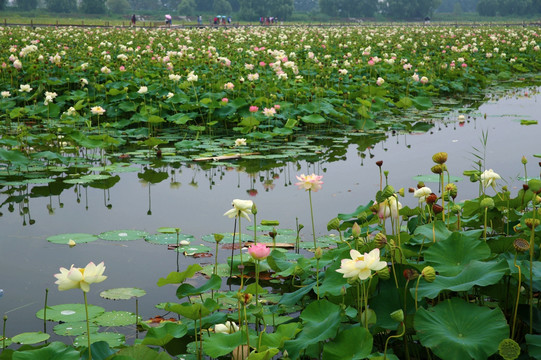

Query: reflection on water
0,86,539,339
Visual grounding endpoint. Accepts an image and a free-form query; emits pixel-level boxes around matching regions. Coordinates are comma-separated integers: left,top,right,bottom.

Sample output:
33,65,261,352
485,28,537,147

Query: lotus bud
432,204,444,214
431,164,443,174
298,224,304,231
251,203,258,215
421,266,436,282
377,265,390,280
341,286,347,296
458,114,465,122
351,222,361,238
480,197,495,209
357,212,367,222
445,183,458,199
390,309,404,323
314,247,322,260
521,156,528,165
432,152,448,164
452,204,462,213
403,268,419,281
239,292,252,304
327,217,340,231
525,218,540,229
68,239,76,247
513,238,529,253
376,160,383,167
398,187,404,197
374,232,387,248
213,233,224,243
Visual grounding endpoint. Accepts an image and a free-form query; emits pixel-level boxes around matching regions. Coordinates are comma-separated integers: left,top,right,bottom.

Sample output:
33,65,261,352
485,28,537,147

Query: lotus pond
0,24,541,359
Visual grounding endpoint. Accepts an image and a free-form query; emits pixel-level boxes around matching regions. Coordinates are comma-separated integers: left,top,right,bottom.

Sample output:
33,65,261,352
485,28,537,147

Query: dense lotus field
0,25,541,359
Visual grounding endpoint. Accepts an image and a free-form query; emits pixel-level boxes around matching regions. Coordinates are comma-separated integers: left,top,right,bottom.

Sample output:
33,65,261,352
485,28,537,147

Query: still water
0,86,539,341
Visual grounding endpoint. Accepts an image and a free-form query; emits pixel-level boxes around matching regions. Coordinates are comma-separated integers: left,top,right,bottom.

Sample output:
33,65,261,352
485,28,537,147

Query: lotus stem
229,217,237,279
512,254,521,340
384,322,406,360
440,173,445,222
529,214,535,334
255,259,260,305
135,298,139,339
193,319,199,360
309,189,317,250
2,315,6,349
316,258,320,300
483,207,488,242
83,292,92,360
253,213,257,245
43,288,48,336
414,276,422,310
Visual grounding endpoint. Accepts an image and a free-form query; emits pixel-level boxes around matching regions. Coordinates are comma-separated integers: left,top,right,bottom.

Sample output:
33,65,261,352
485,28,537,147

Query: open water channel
0,85,539,343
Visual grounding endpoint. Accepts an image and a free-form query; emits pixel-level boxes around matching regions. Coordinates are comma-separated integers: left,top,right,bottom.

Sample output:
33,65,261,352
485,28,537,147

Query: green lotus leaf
36,304,104,322
23,178,56,184
176,244,211,255
526,334,541,358
8,341,79,359
156,227,180,234
80,174,111,181
46,233,98,245
112,344,172,359
144,233,194,245
100,287,146,300
424,230,489,276
141,322,188,346
202,331,246,358
176,275,222,299
284,300,342,359
410,221,453,245
165,302,212,320
73,332,125,348
53,322,99,336
63,178,93,184
301,114,326,124
415,298,508,360
414,259,508,299
157,264,203,286
11,332,50,345
322,326,373,360
411,96,433,110
201,232,254,244
92,311,138,327
98,230,149,241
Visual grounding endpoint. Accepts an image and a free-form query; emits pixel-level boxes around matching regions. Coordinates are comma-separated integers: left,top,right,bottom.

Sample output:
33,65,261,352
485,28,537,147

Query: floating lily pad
156,227,181,234
63,178,93,184
100,287,147,300
201,233,253,244
46,233,98,245
11,331,50,345
53,322,99,336
98,230,149,241
144,233,195,245
36,303,105,322
412,174,462,183
80,174,112,181
74,332,125,347
92,311,139,327
201,264,231,277
23,178,56,184
176,244,211,255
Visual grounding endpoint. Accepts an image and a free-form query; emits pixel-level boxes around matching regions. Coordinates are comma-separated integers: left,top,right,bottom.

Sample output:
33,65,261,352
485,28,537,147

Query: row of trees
4,0,540,18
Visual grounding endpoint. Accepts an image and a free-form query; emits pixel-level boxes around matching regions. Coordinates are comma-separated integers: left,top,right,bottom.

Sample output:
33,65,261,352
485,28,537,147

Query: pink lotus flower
295,174,323,192
263,107,276,117
249,106,259,113
259,61,266,67
222,97,229,103
248,243,271,260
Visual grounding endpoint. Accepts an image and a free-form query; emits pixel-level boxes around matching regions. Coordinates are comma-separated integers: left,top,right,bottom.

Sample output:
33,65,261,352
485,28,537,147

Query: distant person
227,16,231,24
260,16,264,25
198,15,202,25
214,16,218,25
131,14,136,27
165,14,172,26
424,16,430,25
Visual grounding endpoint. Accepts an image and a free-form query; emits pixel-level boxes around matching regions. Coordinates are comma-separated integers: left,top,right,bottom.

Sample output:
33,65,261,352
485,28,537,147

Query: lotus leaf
415,298,508,360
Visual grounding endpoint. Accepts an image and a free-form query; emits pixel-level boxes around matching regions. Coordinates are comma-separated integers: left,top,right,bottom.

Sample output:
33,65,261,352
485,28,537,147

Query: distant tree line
6,0,540,18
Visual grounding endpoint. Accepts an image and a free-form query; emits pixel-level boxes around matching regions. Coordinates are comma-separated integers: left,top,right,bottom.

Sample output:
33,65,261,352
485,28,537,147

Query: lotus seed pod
498,338,521,360
521,156,528,165
314,247,323,260
421,266,436,282
445,183,458,199
213,233,225,243
376,160,383,167
327,217,340,231
426,193,438,205
480,197,495,209
390,309,404,323
398,187,405,197
452,204,462,213
403,268,419,281
513,238,529,253
432,152,448,164
525,218,540,229
432,204,444,214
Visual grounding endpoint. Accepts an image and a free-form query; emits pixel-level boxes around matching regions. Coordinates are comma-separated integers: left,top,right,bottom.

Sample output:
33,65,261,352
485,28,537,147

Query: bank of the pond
0,86,540,342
